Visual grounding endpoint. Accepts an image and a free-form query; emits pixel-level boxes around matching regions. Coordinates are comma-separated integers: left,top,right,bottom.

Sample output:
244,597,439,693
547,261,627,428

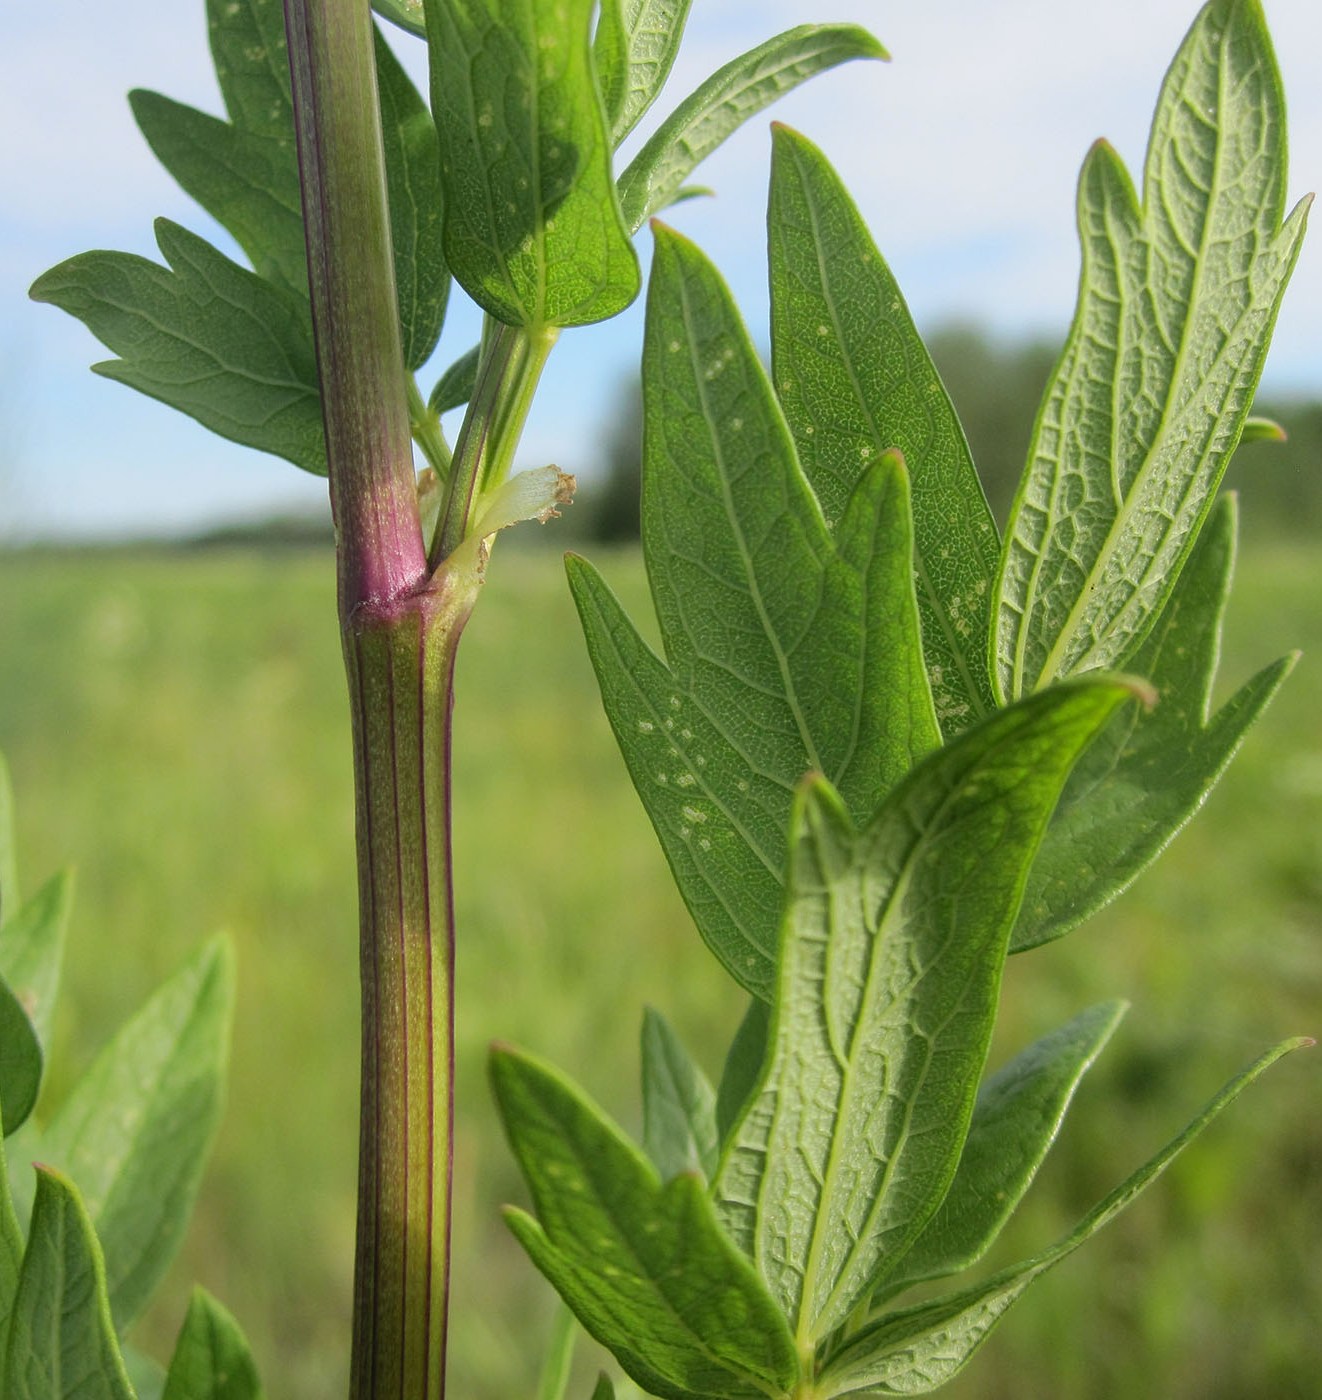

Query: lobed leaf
640,1007,718,1182
39,937,234,1331
1012,492,1293,950
616,25,886,233
569,226,937,998
994,0,1310,700
818,1038,1310,1395
878,1001,1127,1295
713,680,1137,1345
31,221,326,475
2,1169,134,1400
491,1044,799,1400
767,125,999,738
427,0,640,328
595,0,695,147
162,1287,265,1400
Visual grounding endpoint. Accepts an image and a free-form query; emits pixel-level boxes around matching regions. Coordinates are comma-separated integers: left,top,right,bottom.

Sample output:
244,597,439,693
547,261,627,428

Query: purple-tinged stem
282,2,455,1396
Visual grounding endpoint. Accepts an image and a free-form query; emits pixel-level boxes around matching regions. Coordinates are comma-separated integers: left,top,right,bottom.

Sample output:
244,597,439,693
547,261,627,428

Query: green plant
8,0,1312,1397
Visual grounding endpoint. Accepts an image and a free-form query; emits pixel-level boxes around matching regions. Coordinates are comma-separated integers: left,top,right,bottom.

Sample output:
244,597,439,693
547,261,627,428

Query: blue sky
3,0,1319,539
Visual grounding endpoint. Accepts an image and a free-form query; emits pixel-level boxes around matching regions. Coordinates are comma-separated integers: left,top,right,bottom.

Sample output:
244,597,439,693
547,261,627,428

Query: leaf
713,679,1138,1345
40,936,234,1332
1012,492,1293,951
0,979,41,1138
595,0,695,147
569,226,937,998
1240,414,1286,443
0,870,73,1053
124,1347,168,1400
375,23,450,369
2,1169,134,1400
429,344,481,416
818,1037,1311,1396
879,1001,1127,1296
715,998,769,1146
491,1044,799,1400
589,1376,616,1400
128,90,307,299
162,1288,265,1400
0,752,18,924
767,124,999,739
994,0,1310,701
640,1008,718,1182
207,0,295,143
427,0,640,327
0,1093,24,1336
31,220,326,475
616,25,886,233
372,0,426,38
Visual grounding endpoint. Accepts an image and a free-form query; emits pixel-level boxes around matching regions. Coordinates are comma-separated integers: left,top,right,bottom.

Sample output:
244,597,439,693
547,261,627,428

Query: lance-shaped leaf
588,1376,615,1400
428,0,640,327
878,1001,1127,1297
767,124,998,738
162,1288,265,1400
715,998,770,1146
39,937,234,1332
994,0,1310,701
0,1092,23,1325
713,679,1138,1346
428,343,481,416
3,1169,134,1400
491,1044,799,1400
640,1008,718,1182
374,24,450,369
617,25,886,233
31,220,326,475
0,871,73,1054
0,980,41,1138
595,0,694,147
818,1037,1310,1396
1013,492,1293,951
570,226,938,997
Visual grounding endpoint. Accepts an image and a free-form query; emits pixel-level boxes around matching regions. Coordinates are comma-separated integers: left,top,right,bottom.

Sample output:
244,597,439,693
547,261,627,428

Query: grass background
0,533,1317,1399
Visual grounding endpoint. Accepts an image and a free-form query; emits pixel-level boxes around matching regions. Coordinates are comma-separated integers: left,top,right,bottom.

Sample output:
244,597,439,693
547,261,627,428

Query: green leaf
880,1001,1127,1296
162,1288,265,1400
40,937,234,1332
0,753,18,924
1240,414,1286,443
1012,492,1293,951
0,979,41,1138
427,0,640,328
818,1037,1311,1396
31,220,326,475
713,679,1138,1346
715,998,769,1147
375,24,450,369
0,1093,24,1337
2,1169,134,1400
124,1347,168,1400
569,226,937,997
994,0,1310,701
589,1375,615,1400
491,1043,799,1400
595,0,694,147
128,90,307,299
373,0,426,38
767,124,998,738
0,871,73,1053
640,1008,718,1182
428,344,481,416
616,25,886,233
208,0,295,143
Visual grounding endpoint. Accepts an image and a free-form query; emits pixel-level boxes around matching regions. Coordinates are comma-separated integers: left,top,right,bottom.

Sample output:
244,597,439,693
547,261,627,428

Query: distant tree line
580,324,1322,543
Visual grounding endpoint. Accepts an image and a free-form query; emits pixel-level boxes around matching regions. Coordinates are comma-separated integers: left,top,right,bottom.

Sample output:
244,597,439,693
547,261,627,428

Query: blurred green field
0,535,1317,1399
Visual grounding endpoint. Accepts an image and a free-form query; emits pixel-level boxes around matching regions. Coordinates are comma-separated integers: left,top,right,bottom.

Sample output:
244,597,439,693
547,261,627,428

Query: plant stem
283,1,456,1396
